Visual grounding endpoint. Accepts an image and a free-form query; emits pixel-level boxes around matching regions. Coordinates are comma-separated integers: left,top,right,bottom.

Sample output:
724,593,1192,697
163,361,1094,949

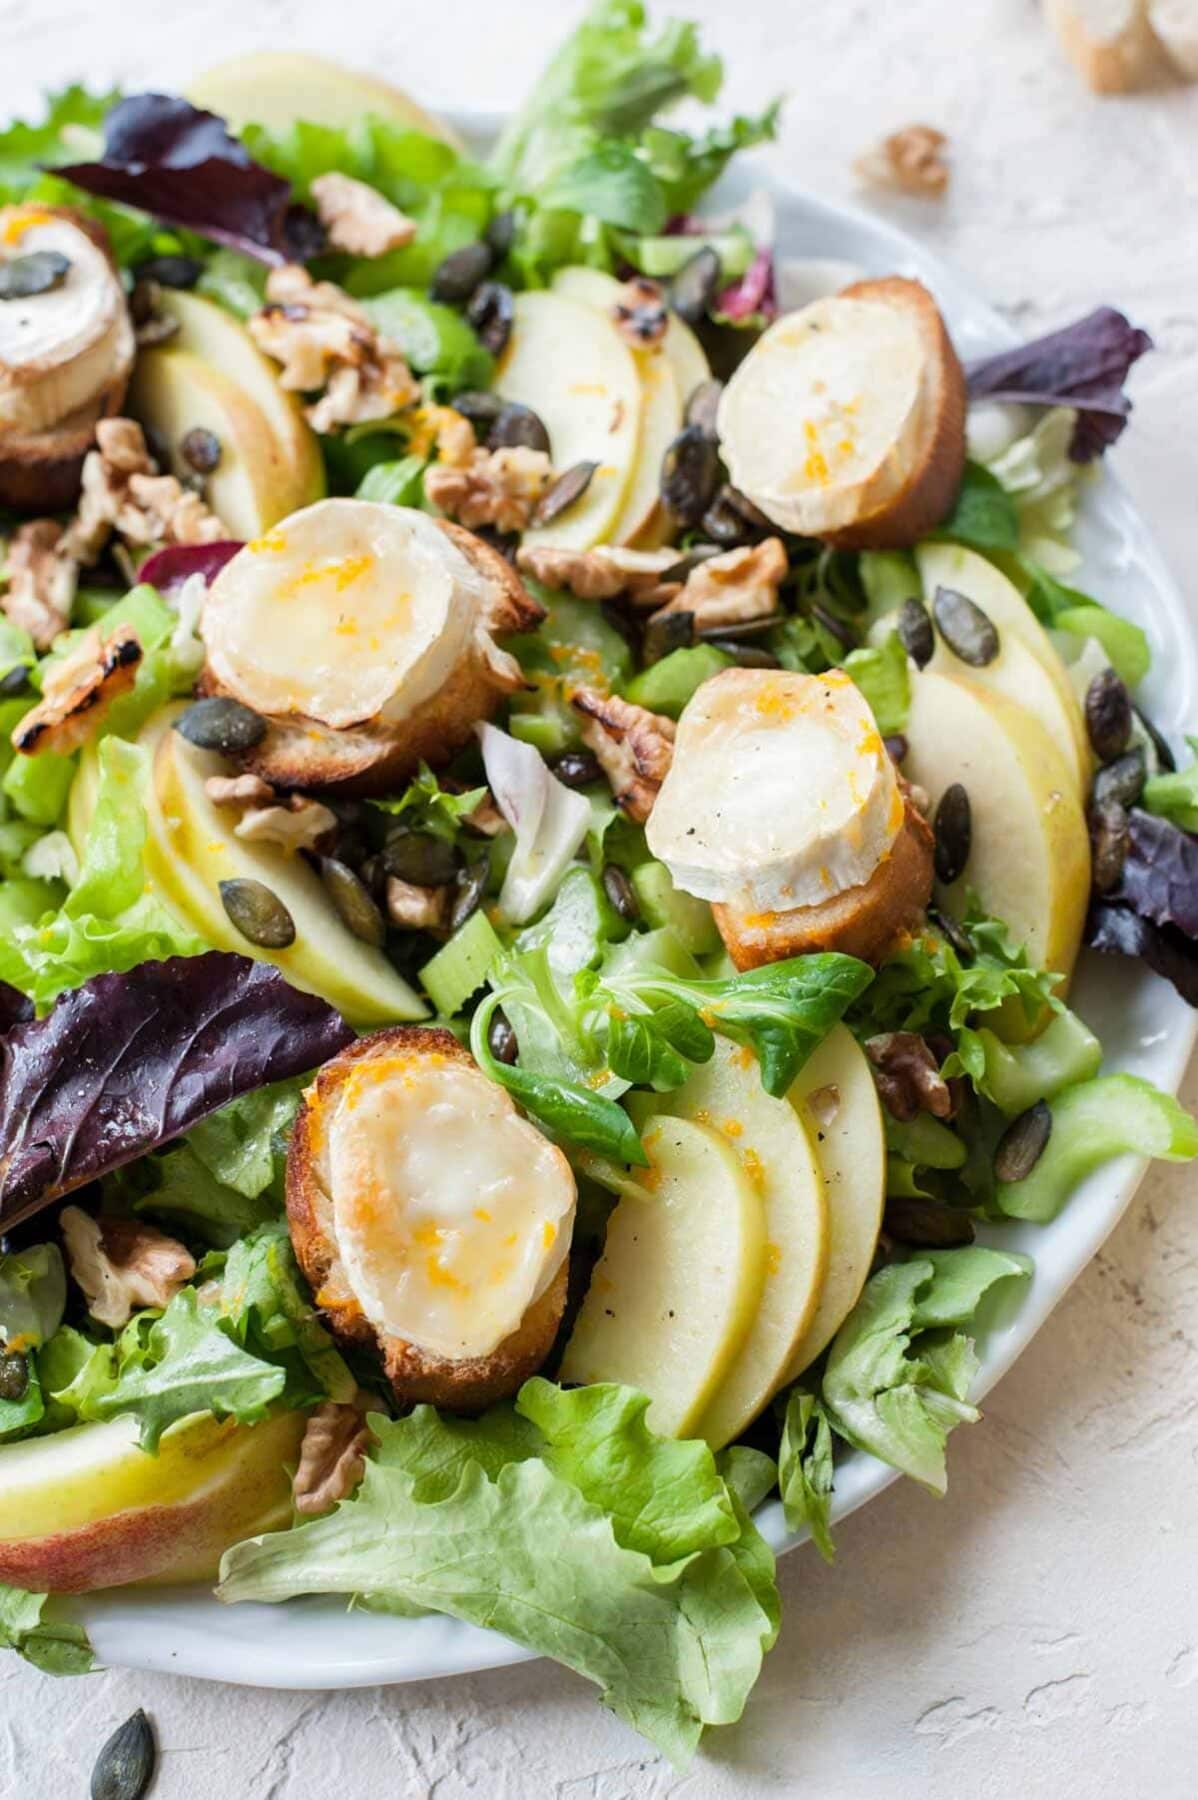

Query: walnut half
60,1206,196,1330
570,688,676,824
292,1397,374,1516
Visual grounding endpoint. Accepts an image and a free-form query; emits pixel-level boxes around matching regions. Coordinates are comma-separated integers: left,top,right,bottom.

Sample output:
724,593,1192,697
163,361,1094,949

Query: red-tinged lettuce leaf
0,953,352,1232
1113,808,1198,939
1087,901,1198,1007
56,94,323,265
966,307,1152,462
139,539,243,596
716,246,777,322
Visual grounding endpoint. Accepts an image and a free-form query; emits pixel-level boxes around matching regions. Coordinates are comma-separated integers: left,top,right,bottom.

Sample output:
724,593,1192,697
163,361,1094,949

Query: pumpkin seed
897,596,934,668
927,904,974,963
219,878,296,948
450,859,489,932
994,1098,1053,1183
932,586,999,666
1089,798,1129,894
883,733,908,764
669,246,722,326
1091,747,1145,811
321,857,385,946
602,862,640,923
933,783,971,884
0,249,71,301
684,377,724,438
810,602,857,652
91,1709,155,1800
485,209,517,258
488,1009,518,1065
488,402,551,455
466,280,514,356
551,748,603,789
884,1195,976,1248
660,425,721,526
724,642,780,669
382,829,458,887
430,240,493,304
453,389,505,434
1085,668,1132,763
132,253,203,289
531,460,598,527
0,1349,29,1401
175,697,267,754
643,609,695,665
180,426,221,475
0,664,32,699
699,485,762,546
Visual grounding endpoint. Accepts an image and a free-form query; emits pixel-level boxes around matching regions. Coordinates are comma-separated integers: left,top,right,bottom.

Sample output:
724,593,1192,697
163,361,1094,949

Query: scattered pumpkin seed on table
90,1710,155,1800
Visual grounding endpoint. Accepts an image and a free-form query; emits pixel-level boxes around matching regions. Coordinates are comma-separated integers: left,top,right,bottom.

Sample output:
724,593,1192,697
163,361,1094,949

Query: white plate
74,112,1198,1688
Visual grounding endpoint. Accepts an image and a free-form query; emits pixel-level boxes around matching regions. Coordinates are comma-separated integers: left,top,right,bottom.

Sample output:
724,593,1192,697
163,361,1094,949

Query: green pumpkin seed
0,1349,29,1401
488,1009,518,1065
933,783,971,884
175,697,267,753
670,249,722,328
684,377,724,437
602,863,640,923
1085,668,1132,763
450,860,490,932
884,1195,975,1248
532,460,598,528
932,586,999,666
430,240,493,304
660,426,721,525
488,402,551,455
382,830,458,887
1091,748,1145,811
897,596,934,668
321,857,385,947
219,878,296,948
994,1099,1053,1182
0,249,71,301
91,1709,155,1800
1089,799,1129,894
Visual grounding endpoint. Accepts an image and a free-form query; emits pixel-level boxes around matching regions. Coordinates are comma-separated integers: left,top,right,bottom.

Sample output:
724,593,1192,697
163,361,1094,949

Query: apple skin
0,1409,305,1594
187,51,465,149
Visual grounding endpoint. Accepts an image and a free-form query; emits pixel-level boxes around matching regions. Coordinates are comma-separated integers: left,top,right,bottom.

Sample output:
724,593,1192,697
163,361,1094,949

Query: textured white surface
3,1,1198,1793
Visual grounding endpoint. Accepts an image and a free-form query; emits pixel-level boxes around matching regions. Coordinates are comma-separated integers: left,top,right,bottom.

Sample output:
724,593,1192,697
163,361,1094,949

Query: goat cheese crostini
287,1028,577,1410
646,667,933,968
716,276,966,548
199,498,544,793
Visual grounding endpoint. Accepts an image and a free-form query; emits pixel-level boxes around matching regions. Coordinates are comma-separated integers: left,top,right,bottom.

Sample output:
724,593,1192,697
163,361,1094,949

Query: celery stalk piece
997,1074,1198,1222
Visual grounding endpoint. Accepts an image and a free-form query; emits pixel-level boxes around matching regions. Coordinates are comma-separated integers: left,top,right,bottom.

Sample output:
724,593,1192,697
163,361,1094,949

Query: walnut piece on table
855,124,950,198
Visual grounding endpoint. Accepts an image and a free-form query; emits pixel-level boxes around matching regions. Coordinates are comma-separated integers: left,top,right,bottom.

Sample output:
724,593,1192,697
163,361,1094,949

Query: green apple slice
903,668,1090,987
145,707,425,1025
646,1037,828,1450
785,1024,886,1379
187,51,464,149
495,291,642,551
156,291,325,517
560,1115,767,1437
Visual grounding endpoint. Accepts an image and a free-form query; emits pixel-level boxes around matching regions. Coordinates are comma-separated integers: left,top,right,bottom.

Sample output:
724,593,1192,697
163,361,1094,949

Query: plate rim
71,106,1198,1689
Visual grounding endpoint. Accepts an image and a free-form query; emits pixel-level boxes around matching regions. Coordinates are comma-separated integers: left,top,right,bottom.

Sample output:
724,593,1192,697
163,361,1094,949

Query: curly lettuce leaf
0,1584,93,1676
0,84,114,191
842,631,910,736
218,1222,355,1407
778,1390,835,1563
821,1248,1031,1493
857,904,1060,1046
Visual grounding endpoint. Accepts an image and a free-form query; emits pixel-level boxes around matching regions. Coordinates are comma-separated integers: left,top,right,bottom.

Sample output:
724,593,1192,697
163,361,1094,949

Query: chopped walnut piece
249,264,419,435
570,687,676,824
12,621,142,757
61,417,226,566
463,790,510,837
426,445,554,533
613,275,669,347
205,773,276,808
865,1031,954,1122
651,537,787,632
310,172,418,258
293,1397,374,1516
3,520,77,650
855,125,950,199
234,797,338,853
516,543,682,606
60,1206,196,1331
386,875,450,930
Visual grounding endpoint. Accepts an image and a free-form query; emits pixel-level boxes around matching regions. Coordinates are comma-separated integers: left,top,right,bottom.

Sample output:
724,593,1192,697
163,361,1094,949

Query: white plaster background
2,1,1198,1793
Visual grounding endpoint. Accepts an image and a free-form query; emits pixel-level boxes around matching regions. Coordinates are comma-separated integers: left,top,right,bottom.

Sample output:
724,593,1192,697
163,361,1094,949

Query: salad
1,0,1197,1762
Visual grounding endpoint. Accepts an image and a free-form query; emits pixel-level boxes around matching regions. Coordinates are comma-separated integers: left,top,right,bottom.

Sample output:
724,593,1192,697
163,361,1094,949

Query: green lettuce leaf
370,762,487,841
842,630,910,736
218,1222,355,1407
856,902,1060,1044
821,1248,1031,1493
778,1389,836,1562
0,1584,93,1675
0,84,114,191
1142,736,1198,834
0,1352,45,1441
932,463,1020,555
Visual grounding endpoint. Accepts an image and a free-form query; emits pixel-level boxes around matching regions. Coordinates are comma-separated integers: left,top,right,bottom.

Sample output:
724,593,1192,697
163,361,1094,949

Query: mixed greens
0,0,1196,1766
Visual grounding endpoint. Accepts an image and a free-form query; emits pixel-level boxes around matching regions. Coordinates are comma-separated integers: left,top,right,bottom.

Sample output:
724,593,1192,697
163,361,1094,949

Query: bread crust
714,791,934,970
286,1026,569,1410
821,277,967,550
201,520,543,796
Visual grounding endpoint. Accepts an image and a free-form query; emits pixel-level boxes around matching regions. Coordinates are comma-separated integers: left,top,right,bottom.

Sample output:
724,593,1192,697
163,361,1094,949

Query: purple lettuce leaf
139,540,243,597
966,307,1152,462
0,983,33,1033
716,246,777,322
1087,902,1198,1007
56,94,323,266
0,953,353,1232
1112,808,1198,939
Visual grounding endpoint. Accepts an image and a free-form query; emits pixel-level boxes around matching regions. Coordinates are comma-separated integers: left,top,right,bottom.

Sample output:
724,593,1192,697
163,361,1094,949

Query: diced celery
509,708,575,756
885,1113,966,1170
998,1075,1198,1222
602,925,702,983
624,644,732,718
3,749,75,825
512,588,633,690
516,867,626,981
630,860,720,955
1054,605,1150,688
629,230,754,280
975,1010,1103,1116
419,909,503,1017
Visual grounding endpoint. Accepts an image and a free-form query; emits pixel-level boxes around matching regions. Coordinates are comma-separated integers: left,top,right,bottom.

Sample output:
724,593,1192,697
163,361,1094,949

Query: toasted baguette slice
1045,0,1167,90
1148,0,1198,74
716,277,966,551
287,1026,571,1411
200,518,542,795
714,790,934,970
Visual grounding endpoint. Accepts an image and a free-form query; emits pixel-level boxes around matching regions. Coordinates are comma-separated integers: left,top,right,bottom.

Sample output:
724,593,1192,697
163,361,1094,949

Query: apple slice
145,708,425,1026
156,290,325,516
187,51,465,149
551,267,684,546
784,1024,886,1378
495,291,642,551
917,543,1090,791
0,1409,305,1593
559,1116,766,1437
903,669,1091,986
645,1038,828,1449
128,348,302,541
